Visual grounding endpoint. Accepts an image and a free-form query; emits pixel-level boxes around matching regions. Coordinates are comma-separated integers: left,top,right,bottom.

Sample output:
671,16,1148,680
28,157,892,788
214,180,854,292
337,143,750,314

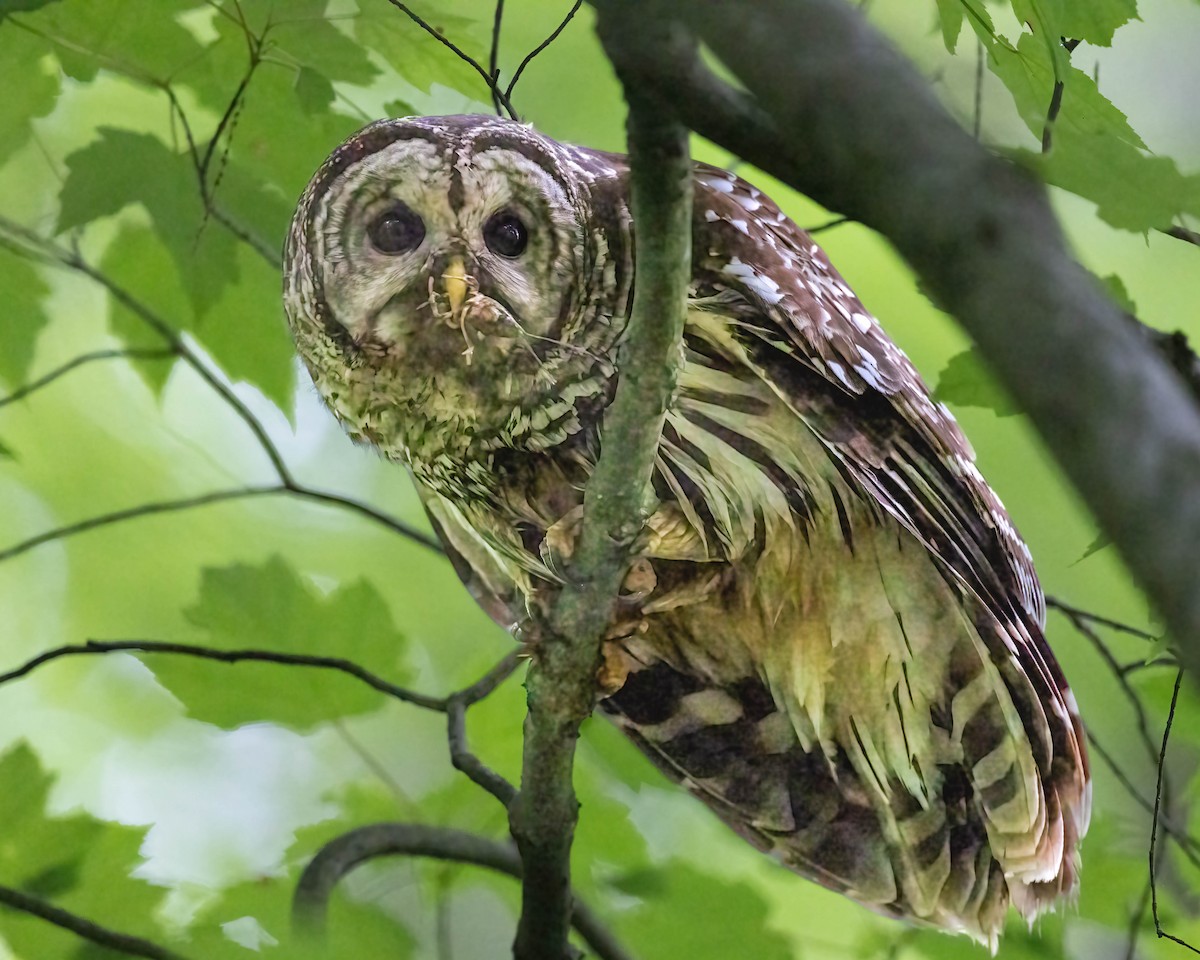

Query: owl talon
597,639,637,696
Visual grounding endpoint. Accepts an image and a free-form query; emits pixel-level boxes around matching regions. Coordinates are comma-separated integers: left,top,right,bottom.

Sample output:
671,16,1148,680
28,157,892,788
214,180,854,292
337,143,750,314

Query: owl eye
367,203,425,254
483,210,529,258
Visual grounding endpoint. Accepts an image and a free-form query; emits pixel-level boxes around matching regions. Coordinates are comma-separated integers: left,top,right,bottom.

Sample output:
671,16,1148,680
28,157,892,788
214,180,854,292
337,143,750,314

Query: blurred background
0,1,1198,957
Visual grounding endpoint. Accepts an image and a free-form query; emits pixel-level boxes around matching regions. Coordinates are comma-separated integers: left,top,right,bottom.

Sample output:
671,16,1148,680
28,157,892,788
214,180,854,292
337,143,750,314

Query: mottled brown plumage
283,115,1090,945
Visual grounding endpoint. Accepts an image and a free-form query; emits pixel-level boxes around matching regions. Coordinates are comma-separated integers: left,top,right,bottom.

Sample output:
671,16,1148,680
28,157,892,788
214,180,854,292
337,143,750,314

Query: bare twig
0,487,279,565
804,216,851,235
444,650,522,806
447,695,519,807
1041,38,1081,154
1164,224,1200,247
0,484,440,566
1050,601,1159,764
0,883,192,960
1149,668,1200,954
0,218,441,555
1126,878,1151,960
291,823,635,960
0,348,176,410
1046,596,1159,641
382,0,518,119
489,0,505,116
1087,730,1200,869
0,639,446,710
505,0,584,101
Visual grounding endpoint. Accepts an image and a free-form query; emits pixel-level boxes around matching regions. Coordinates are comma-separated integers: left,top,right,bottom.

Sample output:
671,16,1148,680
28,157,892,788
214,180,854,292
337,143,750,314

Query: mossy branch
507,43,693,960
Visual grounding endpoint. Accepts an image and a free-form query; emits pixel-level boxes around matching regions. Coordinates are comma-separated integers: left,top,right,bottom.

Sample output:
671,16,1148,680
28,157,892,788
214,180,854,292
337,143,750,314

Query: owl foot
597,638,639,696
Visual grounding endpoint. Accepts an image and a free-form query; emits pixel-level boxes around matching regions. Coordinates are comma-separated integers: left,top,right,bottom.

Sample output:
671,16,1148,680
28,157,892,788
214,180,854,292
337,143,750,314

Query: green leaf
199,242,295,413
989,33,1143,148
0,24,60,166
214,0,380,87
934,348,1022,416
1010,0,1139,48
0,437,14,458
0,744,167,959
0,244,50,384
1101,273,1137,314
98,224,185,396
353,0,488,100
0,744,102,896
934,0,964,52
59,128,240,316
383,98,418,119
1074,530,1112,563
0,0,63,15
12,0,208,82
295,65,335,114
144,556,411,730
181,53,365,210
188,870,415,960
988,33,1200,232
617,862,792,960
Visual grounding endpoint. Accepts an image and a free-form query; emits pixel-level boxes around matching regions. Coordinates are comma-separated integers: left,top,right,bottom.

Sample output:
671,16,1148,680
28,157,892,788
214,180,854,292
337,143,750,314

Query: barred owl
283,115,1090,944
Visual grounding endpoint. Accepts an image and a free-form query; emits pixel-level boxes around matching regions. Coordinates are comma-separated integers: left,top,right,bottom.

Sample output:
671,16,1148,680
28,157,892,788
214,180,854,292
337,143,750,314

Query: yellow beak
442,256,468,315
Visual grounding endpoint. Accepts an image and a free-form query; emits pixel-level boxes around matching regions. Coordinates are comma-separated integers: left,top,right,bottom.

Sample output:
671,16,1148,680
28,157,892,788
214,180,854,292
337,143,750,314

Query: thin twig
505,0,584,101
446,651,521,804
1087,730,1200,869
1149,668,1200,954
291,823,635,960
0,218,440,554
0,487,279,565
1125,878,1151,960
0,883,192,960
1051,602,1159,763
804,216,851,235
1042,38,1081,153
489,0,506,116
0,215,294,483
973,38,983,141
0,639,446,710
1163,225,1200,248
0,348,176,410
383,0,518,119
447,696,518,806
0,485,440,565
1046,596,1159,641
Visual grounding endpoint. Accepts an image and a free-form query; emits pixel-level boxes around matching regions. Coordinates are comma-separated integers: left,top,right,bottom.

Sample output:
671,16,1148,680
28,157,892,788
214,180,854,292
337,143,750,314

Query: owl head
284,115,633,481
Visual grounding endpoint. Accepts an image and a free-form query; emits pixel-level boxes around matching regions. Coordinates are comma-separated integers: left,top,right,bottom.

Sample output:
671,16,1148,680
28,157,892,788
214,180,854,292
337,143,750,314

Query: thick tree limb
596,0,1200,672
291,823,634,960
506,48,693,960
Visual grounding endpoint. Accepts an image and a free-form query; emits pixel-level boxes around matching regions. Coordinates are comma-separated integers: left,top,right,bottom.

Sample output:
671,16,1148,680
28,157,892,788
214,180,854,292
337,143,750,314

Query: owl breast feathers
283,115,1090,945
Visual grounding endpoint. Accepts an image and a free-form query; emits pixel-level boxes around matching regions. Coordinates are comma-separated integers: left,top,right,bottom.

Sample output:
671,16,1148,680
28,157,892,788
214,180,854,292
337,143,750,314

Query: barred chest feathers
283,114,1090,946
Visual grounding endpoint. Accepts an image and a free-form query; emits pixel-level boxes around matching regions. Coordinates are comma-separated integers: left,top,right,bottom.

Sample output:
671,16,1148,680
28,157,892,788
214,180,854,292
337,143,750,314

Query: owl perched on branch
283,115,1089,945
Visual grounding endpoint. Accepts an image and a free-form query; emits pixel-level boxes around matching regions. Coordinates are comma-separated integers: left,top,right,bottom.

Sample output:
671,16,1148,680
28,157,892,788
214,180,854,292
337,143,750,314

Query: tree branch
447,652,522,807
0,883,191,960
594,0,1200,675
291,823,634,960
507,24,693,957
0,348,176,410
0,638,446,710
0,485,440,566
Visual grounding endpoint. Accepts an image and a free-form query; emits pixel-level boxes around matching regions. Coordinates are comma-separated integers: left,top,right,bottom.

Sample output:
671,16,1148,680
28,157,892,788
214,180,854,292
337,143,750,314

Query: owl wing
681,163,1090,912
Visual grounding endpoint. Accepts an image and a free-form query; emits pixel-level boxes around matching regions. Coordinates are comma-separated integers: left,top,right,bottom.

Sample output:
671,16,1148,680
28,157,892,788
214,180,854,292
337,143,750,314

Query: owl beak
441,255,469,316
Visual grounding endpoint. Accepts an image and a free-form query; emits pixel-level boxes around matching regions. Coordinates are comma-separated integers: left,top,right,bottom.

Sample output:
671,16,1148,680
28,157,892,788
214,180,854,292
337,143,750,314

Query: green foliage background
0,0,1198,957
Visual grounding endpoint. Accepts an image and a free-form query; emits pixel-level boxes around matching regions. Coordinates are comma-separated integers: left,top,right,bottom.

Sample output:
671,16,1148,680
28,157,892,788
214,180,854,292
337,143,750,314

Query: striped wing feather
601,162,1089,944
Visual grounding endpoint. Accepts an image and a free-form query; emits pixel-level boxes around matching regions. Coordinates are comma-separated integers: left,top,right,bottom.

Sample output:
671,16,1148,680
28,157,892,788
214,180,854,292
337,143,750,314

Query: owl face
285,116,631,473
